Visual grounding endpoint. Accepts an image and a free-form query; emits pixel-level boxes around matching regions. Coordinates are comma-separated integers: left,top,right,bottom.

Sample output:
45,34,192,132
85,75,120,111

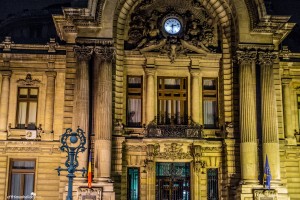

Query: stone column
93,46,114,178
0,71,11,140
44,71,56,133
145,68,155,124
259,51,281,182
282,78,295,139
73,46,93,170
190,69,200,124
237,50,259,183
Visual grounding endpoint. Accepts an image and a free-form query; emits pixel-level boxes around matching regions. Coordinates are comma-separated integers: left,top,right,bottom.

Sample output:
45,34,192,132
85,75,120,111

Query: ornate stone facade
0,0,299,200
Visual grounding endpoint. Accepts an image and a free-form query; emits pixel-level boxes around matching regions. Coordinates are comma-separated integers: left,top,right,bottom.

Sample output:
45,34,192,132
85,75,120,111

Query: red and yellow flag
88,150,92,188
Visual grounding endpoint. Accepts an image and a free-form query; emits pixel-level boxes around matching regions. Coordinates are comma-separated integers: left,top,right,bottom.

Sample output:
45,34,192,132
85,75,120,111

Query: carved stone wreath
125,0,217,62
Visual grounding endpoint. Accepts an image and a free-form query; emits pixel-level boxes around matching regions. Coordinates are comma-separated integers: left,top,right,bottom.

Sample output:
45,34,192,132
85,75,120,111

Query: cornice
0,141,61,154
76,38,114,46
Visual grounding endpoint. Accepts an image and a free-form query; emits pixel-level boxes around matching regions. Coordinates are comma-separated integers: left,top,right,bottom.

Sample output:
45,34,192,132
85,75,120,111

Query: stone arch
106,0,256,122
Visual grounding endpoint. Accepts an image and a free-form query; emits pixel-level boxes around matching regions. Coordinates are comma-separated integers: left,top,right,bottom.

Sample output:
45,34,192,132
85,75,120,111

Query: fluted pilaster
0,71,11,140
237,50,259,183
73,46,93,170
145,68,156,124
44,71,56,133
259,51,280,181
93,46,115,178
190,69,200,124
282,78,294,139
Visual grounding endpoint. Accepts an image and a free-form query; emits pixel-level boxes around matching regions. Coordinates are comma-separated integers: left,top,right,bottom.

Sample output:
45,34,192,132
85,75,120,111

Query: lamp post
55,128,87,200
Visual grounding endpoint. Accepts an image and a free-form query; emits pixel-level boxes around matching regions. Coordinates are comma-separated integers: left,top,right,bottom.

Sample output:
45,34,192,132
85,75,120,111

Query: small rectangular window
127,76,142,127
203,78,218,128
16,88,38,129
8,159,36,199
207,168,218,200
128,168,139,200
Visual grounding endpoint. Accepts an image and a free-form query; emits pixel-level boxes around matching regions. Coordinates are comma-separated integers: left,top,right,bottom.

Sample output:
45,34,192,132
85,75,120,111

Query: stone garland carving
74,46,93,61
17,74,41,86
126,3,217,62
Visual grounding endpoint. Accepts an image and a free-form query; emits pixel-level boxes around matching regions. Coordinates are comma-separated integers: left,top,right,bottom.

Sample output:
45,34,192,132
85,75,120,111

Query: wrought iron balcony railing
145,116,204,138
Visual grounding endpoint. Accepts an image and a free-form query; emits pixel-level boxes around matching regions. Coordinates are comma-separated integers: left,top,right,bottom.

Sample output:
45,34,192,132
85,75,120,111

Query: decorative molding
45,71,57,78
17,74,41,86
78,187,103,200
258,51,277,65
0,70,12,77
94,46,115,61
76,38,114,46
155,143,192,160
281,78,292,85
236,50,257,64
74,46,93,61
253,189,278,200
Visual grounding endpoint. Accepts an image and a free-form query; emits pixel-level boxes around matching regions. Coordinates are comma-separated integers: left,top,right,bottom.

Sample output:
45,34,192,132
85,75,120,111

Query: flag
263,155,272,189
88,150,92,188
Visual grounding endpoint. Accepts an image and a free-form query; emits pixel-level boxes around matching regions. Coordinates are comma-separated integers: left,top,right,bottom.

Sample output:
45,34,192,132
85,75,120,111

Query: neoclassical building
0,0,300,199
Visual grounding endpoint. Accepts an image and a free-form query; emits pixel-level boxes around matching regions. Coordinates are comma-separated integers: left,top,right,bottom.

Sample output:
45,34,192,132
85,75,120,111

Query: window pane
204,100,217,128
28,102,37,124
128,77,142,88
19,88,28,98
17,102,27,128
127,99,142,127
13,161,35,169
164,78,180,89
203,79,216,90
24,174,34,196
11,174,21,198
29,88,38,98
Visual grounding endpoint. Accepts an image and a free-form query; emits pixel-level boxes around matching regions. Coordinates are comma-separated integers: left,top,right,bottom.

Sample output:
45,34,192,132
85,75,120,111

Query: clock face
164,18,181,35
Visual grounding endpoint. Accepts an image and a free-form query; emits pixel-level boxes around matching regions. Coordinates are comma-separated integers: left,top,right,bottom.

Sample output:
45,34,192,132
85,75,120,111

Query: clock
163,18,182,35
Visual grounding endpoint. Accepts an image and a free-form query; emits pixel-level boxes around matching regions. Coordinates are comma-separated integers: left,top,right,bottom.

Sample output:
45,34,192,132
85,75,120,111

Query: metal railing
145,116,203,138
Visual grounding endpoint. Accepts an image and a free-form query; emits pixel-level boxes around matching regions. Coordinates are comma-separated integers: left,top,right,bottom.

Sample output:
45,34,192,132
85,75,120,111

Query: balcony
145,116,203,138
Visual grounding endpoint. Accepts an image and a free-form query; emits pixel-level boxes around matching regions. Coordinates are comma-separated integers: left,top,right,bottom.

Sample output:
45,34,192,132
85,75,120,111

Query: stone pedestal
235,184,289,200
63,178,115,200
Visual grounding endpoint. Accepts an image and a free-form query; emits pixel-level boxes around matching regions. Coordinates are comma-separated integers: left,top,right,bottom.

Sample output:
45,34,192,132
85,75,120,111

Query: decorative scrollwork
59,128,86,169
146,116,203,138
258,51,277,65
155,143,192,160
236,50,257,64
74,46,93,61
94,46,115,61
17,74,41,86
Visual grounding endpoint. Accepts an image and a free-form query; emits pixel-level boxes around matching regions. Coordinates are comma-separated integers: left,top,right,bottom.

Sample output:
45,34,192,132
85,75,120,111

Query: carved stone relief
16,74,41,86
78,187,103,200
253,189,278,200
125,0,218,62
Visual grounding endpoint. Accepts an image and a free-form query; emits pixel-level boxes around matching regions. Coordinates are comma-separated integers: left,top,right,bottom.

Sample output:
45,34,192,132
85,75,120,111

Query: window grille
207,168,218,200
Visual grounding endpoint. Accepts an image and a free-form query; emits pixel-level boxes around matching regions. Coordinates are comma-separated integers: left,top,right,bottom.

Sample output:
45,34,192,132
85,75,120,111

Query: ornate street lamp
55,128,87,200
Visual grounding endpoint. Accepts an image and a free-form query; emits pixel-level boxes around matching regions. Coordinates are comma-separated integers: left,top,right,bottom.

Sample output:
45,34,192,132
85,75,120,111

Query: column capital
0,70,12,77
144,67,156,76
74,46,93,61
94,46,115,61
45,71,57,78
236,50,257,64
258,51,277,65
281,78,292,85
190,69,201,77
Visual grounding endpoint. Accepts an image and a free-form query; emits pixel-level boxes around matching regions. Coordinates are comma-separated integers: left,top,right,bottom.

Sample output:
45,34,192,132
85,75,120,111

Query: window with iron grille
128,168,139,200
8,159,35,199
157,77,187,125
207,168,218,200
16,88,38,129
127,76,142,127
203,78,218,128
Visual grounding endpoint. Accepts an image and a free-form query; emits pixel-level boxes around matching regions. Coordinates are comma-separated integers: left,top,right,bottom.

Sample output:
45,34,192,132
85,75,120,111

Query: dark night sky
0,0,299,51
